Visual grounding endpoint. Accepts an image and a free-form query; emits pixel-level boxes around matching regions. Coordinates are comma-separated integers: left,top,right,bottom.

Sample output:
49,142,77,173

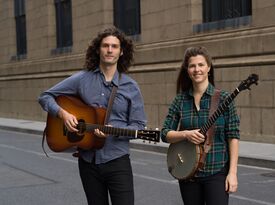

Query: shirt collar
93,67,120,87
188,83,215,97
111,71,120,87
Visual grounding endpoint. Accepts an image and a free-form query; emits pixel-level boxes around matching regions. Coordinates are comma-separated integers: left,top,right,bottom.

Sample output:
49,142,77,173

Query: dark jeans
78,154,134,205
179,167,229,205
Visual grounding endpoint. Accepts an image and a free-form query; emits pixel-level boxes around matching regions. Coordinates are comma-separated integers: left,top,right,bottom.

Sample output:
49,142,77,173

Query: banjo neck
199,88,240,136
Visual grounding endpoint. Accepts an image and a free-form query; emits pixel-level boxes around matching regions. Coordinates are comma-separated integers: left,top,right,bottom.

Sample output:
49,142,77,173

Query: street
0,129,275,205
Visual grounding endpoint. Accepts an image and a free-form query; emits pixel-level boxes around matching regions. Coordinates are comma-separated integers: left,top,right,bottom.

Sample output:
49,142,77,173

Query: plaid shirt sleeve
223,92,240,139
161,95,183,142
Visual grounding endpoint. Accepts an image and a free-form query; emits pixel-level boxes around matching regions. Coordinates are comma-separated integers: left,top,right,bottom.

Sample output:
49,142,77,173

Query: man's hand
94,129,107,138
94,125,113,138
58,108,78,132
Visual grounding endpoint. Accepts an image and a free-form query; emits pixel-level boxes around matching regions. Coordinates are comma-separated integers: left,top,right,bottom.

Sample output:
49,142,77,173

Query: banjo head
167,140,201,180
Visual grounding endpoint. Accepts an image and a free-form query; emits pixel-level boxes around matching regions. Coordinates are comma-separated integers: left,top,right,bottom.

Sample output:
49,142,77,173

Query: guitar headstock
137,129,160,143
238,73,259,92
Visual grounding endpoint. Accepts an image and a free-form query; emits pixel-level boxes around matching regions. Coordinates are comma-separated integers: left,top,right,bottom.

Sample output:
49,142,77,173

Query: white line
0,143,176,184
231,194,275,205
131,160,148,165
2,142,275,205
238,164,275,171
133,173,177,185
130,148,166,156
0,144,77,163
131,149,275,171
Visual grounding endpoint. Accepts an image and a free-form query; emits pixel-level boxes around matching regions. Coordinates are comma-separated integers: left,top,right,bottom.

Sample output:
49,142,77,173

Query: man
38,27,147,205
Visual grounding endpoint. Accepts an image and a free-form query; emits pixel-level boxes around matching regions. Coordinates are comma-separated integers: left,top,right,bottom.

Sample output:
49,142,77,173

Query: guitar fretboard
200,88,240,135
80,123,137,137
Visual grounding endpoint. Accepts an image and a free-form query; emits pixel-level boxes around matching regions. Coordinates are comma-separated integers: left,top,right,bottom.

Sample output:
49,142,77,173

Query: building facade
0,0,275,143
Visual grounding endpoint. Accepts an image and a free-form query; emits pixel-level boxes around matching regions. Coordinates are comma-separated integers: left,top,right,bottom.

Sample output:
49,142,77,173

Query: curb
0,125,44,136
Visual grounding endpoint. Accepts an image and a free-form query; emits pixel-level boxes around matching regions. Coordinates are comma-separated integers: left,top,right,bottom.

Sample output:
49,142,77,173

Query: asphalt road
0,129,275,205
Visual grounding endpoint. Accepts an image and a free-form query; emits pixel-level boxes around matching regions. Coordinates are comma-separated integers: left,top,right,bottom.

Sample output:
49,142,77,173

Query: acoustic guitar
45,95,160,152
167,74,259,180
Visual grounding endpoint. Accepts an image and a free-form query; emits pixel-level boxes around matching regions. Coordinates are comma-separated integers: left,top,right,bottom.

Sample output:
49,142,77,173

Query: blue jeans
78,154,134,205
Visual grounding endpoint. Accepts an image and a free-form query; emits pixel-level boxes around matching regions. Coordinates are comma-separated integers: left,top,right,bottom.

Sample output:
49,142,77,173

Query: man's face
99,35,122,67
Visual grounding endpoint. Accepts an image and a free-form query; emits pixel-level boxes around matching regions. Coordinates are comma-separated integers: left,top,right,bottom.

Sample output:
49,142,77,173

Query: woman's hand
184,129,205,144
225,172,238,193
166,129,205,144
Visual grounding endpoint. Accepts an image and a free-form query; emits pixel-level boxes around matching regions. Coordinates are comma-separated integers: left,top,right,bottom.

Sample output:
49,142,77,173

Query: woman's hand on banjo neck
166,129,205,144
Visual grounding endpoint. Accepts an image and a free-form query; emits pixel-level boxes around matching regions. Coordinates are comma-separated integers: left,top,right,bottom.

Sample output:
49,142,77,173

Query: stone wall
0,0,275,143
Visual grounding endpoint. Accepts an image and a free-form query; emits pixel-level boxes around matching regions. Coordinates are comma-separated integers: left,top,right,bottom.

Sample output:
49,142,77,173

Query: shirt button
101,93,104,96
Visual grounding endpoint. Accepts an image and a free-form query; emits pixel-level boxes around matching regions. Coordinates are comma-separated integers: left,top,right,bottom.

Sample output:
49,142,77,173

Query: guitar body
167,141,202,180
46,96,106,152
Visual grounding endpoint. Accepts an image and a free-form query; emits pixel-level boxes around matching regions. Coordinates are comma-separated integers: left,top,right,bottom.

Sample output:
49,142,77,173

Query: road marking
238,164,275,171
0,144,77,163
133,173,177,184
130,148,166,156
245,179,275,184
2,143,275,205
132,148,275,171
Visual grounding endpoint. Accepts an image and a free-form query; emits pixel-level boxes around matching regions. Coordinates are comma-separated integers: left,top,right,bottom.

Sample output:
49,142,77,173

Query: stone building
0,0,274,143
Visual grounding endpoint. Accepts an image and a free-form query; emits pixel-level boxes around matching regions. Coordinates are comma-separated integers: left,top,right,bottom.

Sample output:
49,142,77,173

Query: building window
203,0,252,23
194,0,252,33
54,0,73,49
114,0,141,36
14,0,27,56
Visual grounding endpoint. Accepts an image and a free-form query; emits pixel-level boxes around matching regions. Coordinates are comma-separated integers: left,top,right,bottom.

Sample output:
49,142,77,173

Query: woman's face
187,55,210,86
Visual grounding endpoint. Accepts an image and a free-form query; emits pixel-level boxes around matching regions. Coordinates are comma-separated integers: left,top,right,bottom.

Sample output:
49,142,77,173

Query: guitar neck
200,88,240,135
84,124,137,138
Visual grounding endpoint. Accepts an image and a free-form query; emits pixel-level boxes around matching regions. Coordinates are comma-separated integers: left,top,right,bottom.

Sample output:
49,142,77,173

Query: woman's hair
176,46,215,93
84,27,134,73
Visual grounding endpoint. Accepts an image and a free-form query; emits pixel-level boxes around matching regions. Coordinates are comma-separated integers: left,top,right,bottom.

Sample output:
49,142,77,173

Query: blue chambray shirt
38,68,147,164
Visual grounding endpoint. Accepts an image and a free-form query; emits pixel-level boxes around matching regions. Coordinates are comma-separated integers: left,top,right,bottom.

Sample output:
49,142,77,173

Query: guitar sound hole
63,119,85,143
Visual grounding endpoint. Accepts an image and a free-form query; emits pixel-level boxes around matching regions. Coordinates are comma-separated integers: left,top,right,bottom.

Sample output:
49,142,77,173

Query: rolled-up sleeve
161,96,181,143
38,71,82,116
128,85,147,130
225,100,240,139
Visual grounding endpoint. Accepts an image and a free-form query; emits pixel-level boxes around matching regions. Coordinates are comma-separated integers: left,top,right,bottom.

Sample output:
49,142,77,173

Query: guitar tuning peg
144,126,147,130
155,127,159,131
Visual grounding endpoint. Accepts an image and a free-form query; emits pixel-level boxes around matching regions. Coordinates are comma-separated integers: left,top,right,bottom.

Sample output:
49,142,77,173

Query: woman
161,46,240,205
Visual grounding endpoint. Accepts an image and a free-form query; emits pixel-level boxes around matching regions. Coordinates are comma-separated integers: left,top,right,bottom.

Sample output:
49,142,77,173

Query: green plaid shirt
161,83,240,177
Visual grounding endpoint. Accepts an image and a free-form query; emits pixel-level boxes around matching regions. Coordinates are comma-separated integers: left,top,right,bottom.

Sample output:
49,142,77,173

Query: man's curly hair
84,27,134,73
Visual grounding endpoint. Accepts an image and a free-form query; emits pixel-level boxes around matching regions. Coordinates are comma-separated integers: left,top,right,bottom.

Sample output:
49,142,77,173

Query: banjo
167,74,259,180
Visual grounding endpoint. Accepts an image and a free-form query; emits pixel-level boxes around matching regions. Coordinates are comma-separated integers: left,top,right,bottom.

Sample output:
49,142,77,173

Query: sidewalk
0,117,275,169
